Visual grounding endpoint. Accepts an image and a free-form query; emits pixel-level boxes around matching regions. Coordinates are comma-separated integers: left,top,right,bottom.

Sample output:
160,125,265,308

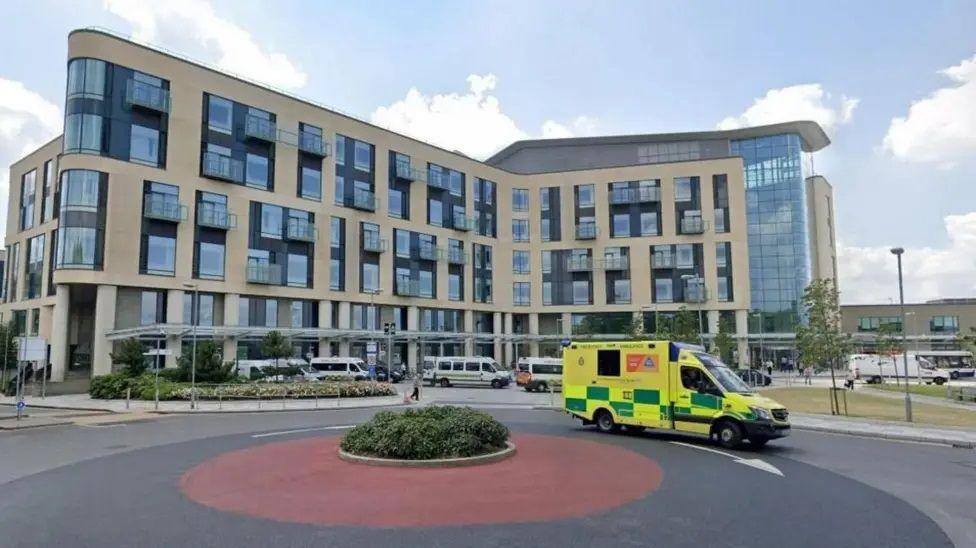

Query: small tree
111,338,149,377
0,321,19,391
261,331,293,371
177,340,234,383
796,279,852,414
673,306,701,345
875,323,902,385
714,316,736,365
625,315,645,339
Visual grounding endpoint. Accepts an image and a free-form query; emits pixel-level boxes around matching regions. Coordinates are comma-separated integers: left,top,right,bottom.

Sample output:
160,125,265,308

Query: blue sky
1,0,974,302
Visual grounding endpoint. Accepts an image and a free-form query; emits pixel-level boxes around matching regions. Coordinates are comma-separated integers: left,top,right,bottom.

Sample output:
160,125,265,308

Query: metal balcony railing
419,244,440,261
362,234,387,253
143,194,185,222
610,186,660,204
352,188,377,211
196,202,235,230
566,256,593,272
298,130,329,157
683,278,707,303
602,256,630,270
286,218,316,242
452,212,475,231
652,254,675,268
427,170,450,190
395,277,420,297
395,160,425,182
246,263,282,285
680,216,706,234
201,151,244,183
445,248,468,264
244,114,276,142
125,79,170,113
576,222,597,239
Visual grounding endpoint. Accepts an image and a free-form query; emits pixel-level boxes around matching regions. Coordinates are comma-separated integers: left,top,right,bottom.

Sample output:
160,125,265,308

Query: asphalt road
0,404,972,547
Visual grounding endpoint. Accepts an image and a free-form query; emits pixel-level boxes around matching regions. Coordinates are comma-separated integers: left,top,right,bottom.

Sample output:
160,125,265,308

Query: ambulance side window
680,366,702,390
597,350,621,377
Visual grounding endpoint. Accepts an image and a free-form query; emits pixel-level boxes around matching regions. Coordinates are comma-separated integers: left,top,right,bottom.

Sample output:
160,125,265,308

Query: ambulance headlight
749,407,772,421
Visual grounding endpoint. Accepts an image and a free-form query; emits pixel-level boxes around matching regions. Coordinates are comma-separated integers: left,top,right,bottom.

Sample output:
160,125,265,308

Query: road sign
143,349,173,356
16,337,47,361
16,401,26,410
367,354,377,366
366,342,378,354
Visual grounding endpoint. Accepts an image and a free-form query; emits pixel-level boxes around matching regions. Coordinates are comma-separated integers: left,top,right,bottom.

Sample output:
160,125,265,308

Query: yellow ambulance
562,341,790,448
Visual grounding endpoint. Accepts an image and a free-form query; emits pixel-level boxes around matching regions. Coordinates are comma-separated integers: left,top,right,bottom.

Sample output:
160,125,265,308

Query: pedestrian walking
845,369,856,391
410,373,421,401
804,365,813,385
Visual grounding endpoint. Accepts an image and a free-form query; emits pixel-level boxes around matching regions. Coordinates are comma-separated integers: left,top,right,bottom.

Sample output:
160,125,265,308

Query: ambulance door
670,360,722,435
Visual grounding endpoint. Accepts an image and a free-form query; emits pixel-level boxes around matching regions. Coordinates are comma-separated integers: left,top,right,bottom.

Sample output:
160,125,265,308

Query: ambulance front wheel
594,409,619,433
715,420,743,449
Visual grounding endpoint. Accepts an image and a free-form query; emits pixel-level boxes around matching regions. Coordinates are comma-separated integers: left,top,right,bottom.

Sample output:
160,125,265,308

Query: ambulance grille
772,409,789,421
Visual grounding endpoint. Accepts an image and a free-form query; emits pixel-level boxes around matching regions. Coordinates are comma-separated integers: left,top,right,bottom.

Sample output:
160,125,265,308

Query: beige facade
806,175,837,284
841,299,976,351
2,29,765,382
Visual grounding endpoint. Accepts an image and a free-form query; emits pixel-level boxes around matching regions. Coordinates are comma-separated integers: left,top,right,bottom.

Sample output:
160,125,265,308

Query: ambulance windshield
694,353,752,394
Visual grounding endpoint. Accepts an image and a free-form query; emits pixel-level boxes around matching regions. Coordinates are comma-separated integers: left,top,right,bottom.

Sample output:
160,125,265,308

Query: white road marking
251,425,356,438
670,441,785,477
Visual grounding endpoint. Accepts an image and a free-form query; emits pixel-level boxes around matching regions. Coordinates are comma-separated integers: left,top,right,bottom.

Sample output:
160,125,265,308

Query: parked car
737,369,772,387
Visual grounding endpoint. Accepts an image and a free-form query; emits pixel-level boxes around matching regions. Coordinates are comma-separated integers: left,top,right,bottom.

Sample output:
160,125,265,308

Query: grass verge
762,387,976,429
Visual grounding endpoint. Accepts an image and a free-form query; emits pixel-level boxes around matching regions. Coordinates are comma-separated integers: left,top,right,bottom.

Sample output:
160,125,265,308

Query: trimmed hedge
89,373,396,400
340,406,509,460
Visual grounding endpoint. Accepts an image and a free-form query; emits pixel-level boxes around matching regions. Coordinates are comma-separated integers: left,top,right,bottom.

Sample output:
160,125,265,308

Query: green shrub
340,406,509,460
89,373,136,399
157,368,185,382
90,374,397,401
176,340,234,383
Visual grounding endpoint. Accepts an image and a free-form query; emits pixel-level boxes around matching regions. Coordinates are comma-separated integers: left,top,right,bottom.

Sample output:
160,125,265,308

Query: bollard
549,383,554,407
257,393,261,410
315,394,318,409
218,392,222,410
126,387,131,410
282,389,286,410
336,387,341,408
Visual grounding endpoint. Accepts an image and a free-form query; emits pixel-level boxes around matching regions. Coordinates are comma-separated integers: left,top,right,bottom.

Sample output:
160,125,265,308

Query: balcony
246,263,282,285
566,256,593,272
201,151,244,183
196,202,236,230
143,194,185,222
395,277,421,297
298,130,329,157
419,244,440,261
125,79,170,113
362,233,387,253
286,218,316,242
683,278,707,303
445,248,468,265
610,186,660,204
680,216,706,234
352,188,377,211
395,160,425,182
576,222,597,240
244,114,276,142
602,256,630,270
452,212,475,231
652,254,675,268
427,171,450,191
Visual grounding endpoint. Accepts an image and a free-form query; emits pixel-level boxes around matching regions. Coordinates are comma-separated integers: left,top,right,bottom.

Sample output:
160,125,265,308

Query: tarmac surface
0,404,969,547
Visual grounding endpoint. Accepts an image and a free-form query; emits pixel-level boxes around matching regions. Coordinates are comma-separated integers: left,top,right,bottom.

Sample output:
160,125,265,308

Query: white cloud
370,74,596,159
718,84,858,134
882,53,976,168
103,0,307,90
0,78,62,240
837,212,976,304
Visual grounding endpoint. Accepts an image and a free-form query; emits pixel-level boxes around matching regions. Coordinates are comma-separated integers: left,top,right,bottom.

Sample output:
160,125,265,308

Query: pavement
0,407,967,547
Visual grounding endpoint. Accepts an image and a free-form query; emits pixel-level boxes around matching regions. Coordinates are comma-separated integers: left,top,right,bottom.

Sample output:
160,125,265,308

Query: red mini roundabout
180,433,664,528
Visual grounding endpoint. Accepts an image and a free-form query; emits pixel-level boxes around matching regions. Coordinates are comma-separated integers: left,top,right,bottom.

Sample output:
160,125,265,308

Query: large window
56,170,102,269
287,253,309,287
512,219,529,242
130,125,160,166
512,189,529,211
577,184,594,208
260,204,284,239
245,153,270,190
63,113,103,153
25,235,44,299
66,58,106,99
674,177,693,201
929,315,959,333
676,244,694,268
57,227,97,268
300,167,322,200
449,273,462,301
640,212,658,236
613,279,631,304
354,141,372,171
330,259,342,290
334,175,345,206
396,229,411,258
41,160,54,223
655,279,673,303
513,250,530,274
612,214,629,237
362,262,379,293
197,242,225,280
388,188,403,219
140,291,164,326
428,199,443,227
572,280,590,305
419,270,434,298
513,282,530,306
144,235,176,275
184,293,215,327
207,95,233,134
20,170,35,231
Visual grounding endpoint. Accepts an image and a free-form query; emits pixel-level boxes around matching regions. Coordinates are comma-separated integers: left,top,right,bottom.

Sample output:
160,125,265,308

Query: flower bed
340,406,510,460
89,373,396,400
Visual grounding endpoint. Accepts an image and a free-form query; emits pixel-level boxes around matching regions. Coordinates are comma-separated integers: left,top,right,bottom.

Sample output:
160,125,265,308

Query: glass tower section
731,134,811,334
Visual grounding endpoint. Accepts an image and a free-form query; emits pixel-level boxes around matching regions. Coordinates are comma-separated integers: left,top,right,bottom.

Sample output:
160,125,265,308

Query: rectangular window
541,218,550,241
330,216,342,248
714,208,727,233
25,235,44,299
543,281,552,305
207,95,233,134
577,184,594,208
540,188,550,211
41,160,54,223
512,219,529,242
354,141,372,171
449,171,463,197
330,259,342,290
597,349,621,377
428,199,443,227
674,177,693,201
389,188,403,219
513,282,530,306
197,241,225,280
419,270,434,298
130,125,160,166
613,213,630,237
265,299,278,327
20,170,35,231
513,250,530,274
396,229,411,258
542,251,552,274
145,235,176,275
717,277,729,302
362,262,379,292
676,244,694,268
449,273,462,301
512,189,528,211
140,291,161,326
300,166,322,200
335,135,345,165
613,279,631,303
640,212,658,236
260,204,283,239
572,280,590,305
287,254,309,287
245,153,269,189
334,175,345,206
716,242,728,268
655,279,673,303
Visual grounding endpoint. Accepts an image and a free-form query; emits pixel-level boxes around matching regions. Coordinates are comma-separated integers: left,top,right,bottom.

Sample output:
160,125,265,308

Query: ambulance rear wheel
439,378,451,388
715,420,743,449
594,410,618,433
538,382,549,393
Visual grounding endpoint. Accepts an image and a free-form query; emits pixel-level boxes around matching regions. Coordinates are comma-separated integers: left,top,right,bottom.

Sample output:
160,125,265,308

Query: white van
236,359,273,380
422,356,510,388
848,353,950,385
308,357,369,381
515,357,563,392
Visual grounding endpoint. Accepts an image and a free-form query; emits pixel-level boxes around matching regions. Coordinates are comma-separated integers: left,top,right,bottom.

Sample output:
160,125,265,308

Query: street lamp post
681,274,705,347
184,283,199,410
890,248,912,422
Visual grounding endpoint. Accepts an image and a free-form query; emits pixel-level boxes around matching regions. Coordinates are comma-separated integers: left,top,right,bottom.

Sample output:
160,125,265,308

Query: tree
874,323,902,385
260,330,293,371
0,321,19,392
111,338,149,377
714,316,736,365
796,279,852,414
177,340,234,383
672,306,701,345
